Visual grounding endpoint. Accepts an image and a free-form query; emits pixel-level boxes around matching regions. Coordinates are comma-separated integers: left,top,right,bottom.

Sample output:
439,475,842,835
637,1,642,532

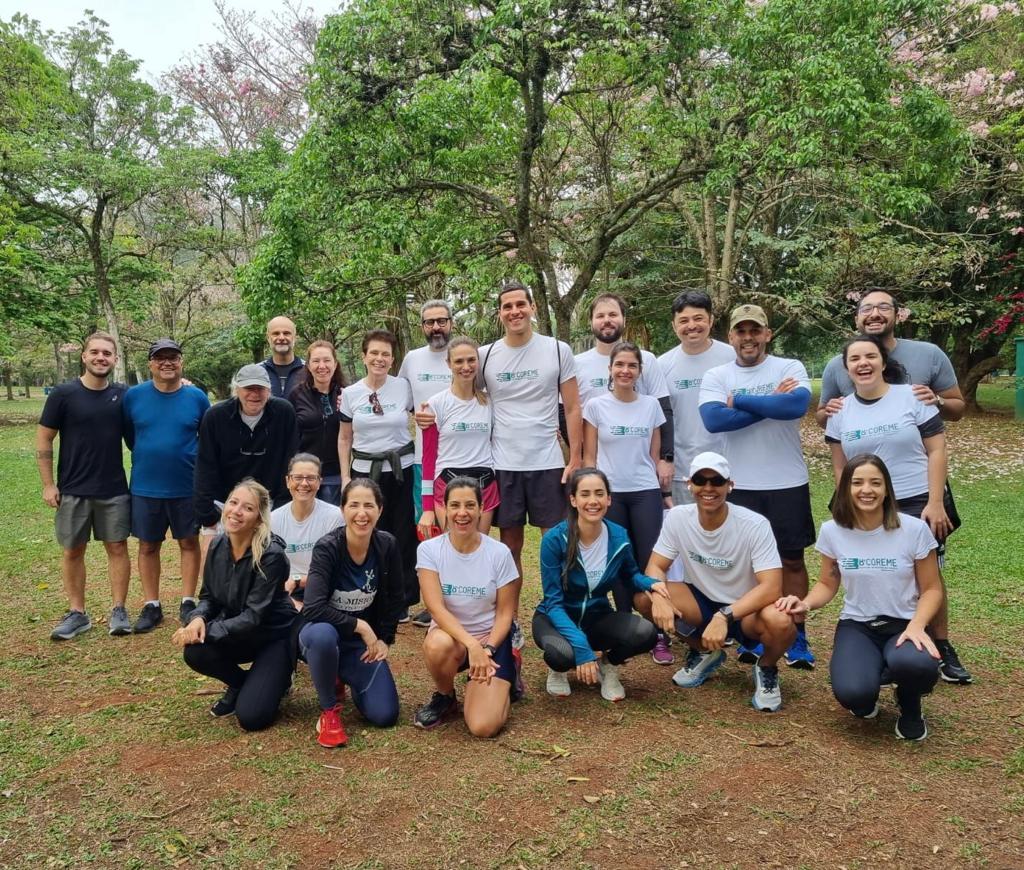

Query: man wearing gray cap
637,452,797,712
123,339,211,630
193,363,298,532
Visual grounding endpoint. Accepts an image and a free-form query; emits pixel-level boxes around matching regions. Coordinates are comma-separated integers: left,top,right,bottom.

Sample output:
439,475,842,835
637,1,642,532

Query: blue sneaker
785,630,816,670
671,648,726,688
736,642,763,664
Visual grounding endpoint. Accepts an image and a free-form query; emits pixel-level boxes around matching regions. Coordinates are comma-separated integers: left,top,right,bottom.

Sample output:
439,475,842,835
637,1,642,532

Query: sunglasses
690,473,728,487
368,391,384,416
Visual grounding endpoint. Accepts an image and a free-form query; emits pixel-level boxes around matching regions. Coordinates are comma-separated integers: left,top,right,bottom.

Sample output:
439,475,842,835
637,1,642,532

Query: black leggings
532,609,657,671
375,469,419,606
830,619,939,716
183,634,294,731
606,488,663,612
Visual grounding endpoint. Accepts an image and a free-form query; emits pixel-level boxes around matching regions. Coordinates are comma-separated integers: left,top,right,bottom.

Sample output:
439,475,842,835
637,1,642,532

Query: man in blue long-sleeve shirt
697,304,816,669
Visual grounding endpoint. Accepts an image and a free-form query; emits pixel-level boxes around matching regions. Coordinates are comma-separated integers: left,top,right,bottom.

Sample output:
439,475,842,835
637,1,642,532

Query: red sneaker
334,676,347,703
316,704,348,748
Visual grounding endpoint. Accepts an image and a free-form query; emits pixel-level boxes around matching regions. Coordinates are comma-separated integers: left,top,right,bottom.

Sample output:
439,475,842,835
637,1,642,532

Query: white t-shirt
270,499,344,576
825,385,939,500
583,393,665,492
426,390,494,473
658,340,735,480
398,345,453,462
339,376,414,474
699,355,810,490
574,347,669,409
816,515,937,622
578,523,610,592
416,533,519,636
478,333,576,470
654,504,781,603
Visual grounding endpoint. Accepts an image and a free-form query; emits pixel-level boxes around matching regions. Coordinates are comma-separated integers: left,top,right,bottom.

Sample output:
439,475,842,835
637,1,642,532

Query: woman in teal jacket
533,468,664,701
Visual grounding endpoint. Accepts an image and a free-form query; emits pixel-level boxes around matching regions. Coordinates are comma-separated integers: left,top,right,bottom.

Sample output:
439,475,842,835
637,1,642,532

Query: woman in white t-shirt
269,453,344,610
825,334,952,543
413,477,519,737
583,342,666,611
776,454,942,741
417,337,498,538
339,329,418,617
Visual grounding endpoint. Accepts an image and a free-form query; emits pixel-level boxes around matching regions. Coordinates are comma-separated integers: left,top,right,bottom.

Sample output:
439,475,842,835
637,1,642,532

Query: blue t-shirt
123,381,211,498
328,547,379,617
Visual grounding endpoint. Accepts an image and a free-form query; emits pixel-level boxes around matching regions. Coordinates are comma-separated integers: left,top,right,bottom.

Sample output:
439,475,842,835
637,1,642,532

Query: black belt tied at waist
351,441,415,483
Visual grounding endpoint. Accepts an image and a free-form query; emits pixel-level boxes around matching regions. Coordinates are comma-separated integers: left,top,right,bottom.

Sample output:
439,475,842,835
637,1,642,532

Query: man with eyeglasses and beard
815,288,971,685
193,364,299,534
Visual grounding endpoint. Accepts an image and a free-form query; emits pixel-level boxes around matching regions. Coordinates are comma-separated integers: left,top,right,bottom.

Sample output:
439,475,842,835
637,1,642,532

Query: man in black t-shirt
37,332,133,640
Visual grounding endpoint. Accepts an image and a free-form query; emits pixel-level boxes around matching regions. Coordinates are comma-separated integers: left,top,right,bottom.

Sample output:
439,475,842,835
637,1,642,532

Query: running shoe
316,704,348,748
598,661,625,702
546,669,571,697
511,647,526,702
397,608,411,624
133,602,164,634
851,702,880,719
784,630,816,670
510,620,525,650
410,609,432,628
936,640,972,684
210,686,240,718
751,664,782,712
51,610,92,641
108,606,132,637
894,689,928,741
414,691,457,730
735,642,763,664
650,633,674,665
179,599,197,626
671,648,726,688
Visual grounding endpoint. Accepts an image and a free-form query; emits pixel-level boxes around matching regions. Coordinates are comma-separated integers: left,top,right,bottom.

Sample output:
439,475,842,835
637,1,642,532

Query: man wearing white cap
635,452,797,712
698,303,816,669
193,363,299,531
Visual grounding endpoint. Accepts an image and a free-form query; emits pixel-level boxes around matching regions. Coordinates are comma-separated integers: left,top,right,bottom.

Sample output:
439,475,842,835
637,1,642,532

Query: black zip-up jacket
262,356,306,399
193,396,299,528
287,381,342,478
302,527,405,645
191,534,298,643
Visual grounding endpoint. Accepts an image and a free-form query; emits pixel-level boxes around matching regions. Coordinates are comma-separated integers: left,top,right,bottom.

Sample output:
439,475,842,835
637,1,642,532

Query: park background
1,0,1023,867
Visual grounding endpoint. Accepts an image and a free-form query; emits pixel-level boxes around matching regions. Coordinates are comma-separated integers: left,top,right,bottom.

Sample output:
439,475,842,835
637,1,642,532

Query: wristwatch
663,453,674,462
717,606,735,625
935,394,946,408
482,643,498,656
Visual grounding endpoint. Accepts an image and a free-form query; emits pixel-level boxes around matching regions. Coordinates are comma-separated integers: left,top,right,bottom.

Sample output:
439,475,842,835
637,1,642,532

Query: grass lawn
0,399,1021,868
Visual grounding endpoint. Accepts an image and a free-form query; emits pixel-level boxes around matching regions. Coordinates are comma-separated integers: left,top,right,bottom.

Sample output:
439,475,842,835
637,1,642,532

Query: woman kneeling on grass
172,479,298,730
776,454,942,741
299,478,404,748
534,468,659,701
413,476,519,737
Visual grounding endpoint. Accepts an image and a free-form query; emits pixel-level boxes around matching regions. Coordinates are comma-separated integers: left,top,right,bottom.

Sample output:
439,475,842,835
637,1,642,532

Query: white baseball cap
688,451,731,481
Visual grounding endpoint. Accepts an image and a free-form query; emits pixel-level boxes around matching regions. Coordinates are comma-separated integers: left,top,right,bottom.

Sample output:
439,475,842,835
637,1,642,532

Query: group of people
36,283,972,745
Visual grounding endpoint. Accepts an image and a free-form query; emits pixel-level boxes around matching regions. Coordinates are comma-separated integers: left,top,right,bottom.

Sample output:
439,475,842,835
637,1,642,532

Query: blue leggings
298,622,400,727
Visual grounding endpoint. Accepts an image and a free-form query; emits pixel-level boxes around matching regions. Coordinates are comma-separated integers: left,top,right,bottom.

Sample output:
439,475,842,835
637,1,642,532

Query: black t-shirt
39,379,128,498
272,363,293,395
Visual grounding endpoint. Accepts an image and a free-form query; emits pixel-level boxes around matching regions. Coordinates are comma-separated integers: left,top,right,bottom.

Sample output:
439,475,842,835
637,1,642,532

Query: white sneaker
672,648,726,688
598,661,625,702
546,668,571,697
751,664,782,712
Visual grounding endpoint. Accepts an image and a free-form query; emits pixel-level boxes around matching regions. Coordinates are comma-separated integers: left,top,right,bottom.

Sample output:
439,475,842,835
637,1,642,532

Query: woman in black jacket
287,340,346,505
172,479,299,730
299,478,405,748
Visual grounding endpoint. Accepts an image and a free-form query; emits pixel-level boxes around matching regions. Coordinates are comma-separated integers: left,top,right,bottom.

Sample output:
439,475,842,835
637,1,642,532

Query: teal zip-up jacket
537,519,656,666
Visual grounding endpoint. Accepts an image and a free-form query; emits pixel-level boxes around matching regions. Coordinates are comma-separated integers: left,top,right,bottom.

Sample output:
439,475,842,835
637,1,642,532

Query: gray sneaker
51,610,92,641
108,606,132,636
751,664,782,712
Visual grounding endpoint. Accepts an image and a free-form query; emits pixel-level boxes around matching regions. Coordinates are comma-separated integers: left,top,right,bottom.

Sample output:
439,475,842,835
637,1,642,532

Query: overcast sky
0,1,343,80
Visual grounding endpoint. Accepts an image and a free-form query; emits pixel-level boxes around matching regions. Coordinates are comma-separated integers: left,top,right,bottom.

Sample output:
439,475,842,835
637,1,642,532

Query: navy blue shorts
673,583,757,649
457,633,516,684
131,495,198,542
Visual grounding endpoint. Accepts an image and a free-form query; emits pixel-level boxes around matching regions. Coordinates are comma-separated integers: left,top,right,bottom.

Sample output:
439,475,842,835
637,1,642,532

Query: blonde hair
447,336,488,405
223,479,273,575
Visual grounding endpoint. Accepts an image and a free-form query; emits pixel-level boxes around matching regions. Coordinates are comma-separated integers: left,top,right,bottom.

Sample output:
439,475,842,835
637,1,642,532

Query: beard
593,325,623,345
427,331,449,350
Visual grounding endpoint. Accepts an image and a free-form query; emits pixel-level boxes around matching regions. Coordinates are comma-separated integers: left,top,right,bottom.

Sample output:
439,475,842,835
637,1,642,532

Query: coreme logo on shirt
838,557,899,571
731,383,776,397
450,421,490,432
842,423,901,441
673,377,702,390
416,373,451,382
285,541,316,554
688,550,734,570
495,369,539,382
357,401,399,414
588,377,608,388
441,582,488,597
609,425,651,436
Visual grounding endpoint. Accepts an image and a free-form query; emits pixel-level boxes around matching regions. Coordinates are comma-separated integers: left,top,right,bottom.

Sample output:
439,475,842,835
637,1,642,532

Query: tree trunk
3,364,13,401
87,213,126,383
53,342,65,383
961,354,1005,414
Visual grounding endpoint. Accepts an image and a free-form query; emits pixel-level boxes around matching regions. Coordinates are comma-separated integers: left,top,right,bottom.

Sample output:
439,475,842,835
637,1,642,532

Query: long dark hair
832,453,901,531
562,468,611,591
841,333,907,386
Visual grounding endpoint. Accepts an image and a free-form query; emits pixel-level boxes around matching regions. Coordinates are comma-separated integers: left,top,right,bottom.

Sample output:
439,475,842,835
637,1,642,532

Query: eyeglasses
288,474,320,483
422,317,451,327
368,391,384,416
690,473,728,487
857,302,895,314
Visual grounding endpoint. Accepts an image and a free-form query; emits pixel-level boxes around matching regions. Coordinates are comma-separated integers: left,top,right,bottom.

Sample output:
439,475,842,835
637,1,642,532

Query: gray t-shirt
820,339,958,404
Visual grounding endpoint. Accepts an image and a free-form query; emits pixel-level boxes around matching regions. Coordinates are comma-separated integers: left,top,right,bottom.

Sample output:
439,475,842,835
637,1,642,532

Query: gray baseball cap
234,364,271,389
